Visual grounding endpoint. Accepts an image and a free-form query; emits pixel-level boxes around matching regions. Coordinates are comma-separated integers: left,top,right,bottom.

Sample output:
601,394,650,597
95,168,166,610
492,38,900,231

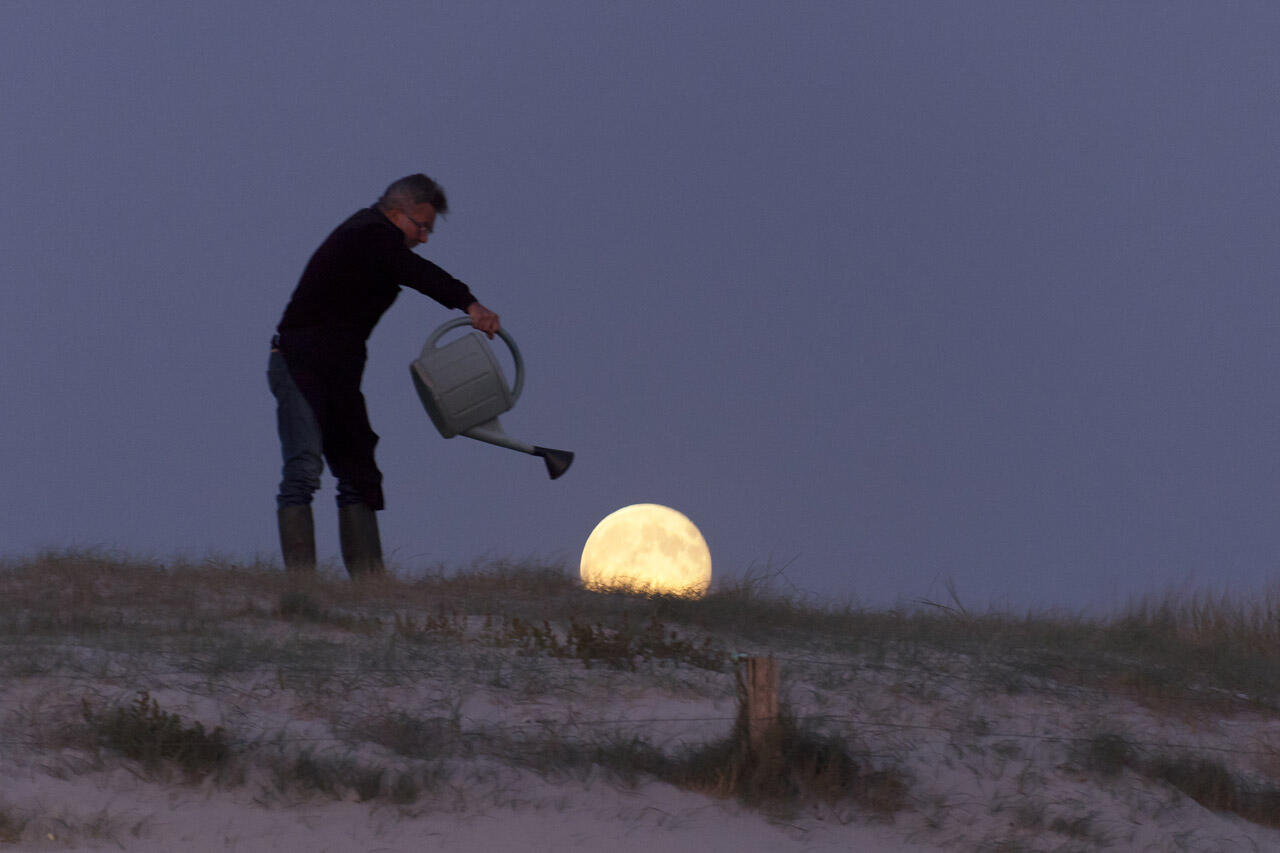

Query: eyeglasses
400,211,434,235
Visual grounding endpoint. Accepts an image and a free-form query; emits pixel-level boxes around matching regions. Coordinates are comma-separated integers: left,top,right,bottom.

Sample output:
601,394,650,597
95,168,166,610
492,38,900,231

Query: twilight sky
4,2,1280,611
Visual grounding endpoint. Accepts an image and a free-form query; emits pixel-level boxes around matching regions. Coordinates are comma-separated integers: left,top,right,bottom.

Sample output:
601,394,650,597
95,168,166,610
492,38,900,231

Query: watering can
409,317,574,479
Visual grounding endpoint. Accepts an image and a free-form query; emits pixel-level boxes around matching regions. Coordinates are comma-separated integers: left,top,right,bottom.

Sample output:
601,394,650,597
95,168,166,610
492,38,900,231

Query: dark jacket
274,207,477,510
278,206,476,340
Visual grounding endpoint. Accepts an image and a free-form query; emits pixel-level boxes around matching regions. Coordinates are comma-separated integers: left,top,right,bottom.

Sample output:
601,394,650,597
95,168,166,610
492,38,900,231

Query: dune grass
81,690,230,778
1072,729,1280,829
7,549,1280,719
3,550,1280,844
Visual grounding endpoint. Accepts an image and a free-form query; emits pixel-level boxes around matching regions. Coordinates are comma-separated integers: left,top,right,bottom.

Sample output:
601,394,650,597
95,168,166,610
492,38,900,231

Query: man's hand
466,302,500,339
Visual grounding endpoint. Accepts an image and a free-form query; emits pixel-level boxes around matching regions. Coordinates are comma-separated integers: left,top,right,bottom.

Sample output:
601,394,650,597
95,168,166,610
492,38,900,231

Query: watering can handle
422,317,524,404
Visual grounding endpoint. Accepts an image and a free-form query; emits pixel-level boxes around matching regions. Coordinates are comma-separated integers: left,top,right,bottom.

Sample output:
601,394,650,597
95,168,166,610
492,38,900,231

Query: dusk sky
4,2,1280,611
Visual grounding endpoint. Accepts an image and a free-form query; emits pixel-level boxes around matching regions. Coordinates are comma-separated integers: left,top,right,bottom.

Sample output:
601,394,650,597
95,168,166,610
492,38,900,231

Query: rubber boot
338,503,385,578
277,505,316,573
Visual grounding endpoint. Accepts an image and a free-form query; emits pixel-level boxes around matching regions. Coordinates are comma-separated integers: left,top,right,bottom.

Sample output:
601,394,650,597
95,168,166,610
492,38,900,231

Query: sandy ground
6,666,1280,852
3,767,928,852
4,565,1280,851
2,669,928,853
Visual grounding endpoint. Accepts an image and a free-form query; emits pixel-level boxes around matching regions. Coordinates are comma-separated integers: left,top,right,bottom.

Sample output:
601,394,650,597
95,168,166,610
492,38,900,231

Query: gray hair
377,173,449,216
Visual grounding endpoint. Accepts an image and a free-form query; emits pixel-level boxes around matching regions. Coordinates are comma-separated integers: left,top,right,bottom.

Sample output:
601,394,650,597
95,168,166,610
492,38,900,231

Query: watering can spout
458,418,574,480
533,447,574,480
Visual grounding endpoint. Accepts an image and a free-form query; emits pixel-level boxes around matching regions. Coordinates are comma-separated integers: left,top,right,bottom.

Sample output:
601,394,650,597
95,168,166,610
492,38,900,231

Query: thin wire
6,650,1274,715
3,703,1275,759
7,641,1277,759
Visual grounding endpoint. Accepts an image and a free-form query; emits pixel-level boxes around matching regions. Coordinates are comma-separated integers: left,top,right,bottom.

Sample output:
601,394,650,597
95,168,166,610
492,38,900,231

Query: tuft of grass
348,711,463,761
495,614,726,672
1074,731,1280,829
393,606,466,641
0,805,27,844
1073,731,1136,779
1141,754,1280,828
276,590,326,621
82,691,230,778
1048,812,1101,842
496,731,672,788
387,771,425,805
276,590,381,633
270,752,391,802
669,712,908,816
1147,756,1241,814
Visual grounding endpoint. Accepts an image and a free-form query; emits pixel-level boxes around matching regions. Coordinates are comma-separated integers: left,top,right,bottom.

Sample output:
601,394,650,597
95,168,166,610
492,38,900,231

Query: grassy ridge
6,550,1280,720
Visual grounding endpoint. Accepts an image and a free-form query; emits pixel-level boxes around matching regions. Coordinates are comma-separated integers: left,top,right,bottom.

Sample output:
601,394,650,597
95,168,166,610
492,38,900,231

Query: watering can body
411,323,522,437
410,318,573,479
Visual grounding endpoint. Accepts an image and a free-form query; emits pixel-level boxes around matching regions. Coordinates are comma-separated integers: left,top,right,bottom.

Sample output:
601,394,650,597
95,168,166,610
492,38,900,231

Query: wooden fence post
739,655,779,754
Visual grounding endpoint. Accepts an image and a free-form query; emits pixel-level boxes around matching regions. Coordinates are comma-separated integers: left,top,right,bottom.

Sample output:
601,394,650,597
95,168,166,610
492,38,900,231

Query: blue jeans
268,350,363,508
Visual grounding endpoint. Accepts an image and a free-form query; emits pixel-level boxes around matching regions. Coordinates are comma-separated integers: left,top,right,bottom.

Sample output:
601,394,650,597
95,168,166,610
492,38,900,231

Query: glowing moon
580,504,712,597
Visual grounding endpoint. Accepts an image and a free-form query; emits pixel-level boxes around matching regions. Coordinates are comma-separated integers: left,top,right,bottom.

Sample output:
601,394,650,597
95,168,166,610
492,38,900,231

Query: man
269,174,500,576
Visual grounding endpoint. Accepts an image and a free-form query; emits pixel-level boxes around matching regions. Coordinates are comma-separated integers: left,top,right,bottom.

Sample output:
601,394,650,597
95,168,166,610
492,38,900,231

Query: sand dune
3,555,1279,851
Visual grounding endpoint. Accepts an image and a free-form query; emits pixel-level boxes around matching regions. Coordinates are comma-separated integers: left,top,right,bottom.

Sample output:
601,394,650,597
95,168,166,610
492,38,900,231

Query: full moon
579,504,712,597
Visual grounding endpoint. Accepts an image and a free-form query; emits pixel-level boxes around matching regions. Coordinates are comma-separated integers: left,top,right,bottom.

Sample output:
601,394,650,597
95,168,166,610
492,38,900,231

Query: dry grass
1070,730,1280,829
4,550,1280,848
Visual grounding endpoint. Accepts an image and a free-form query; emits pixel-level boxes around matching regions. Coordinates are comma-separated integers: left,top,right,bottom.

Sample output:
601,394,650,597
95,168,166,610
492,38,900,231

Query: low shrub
82,691,230,778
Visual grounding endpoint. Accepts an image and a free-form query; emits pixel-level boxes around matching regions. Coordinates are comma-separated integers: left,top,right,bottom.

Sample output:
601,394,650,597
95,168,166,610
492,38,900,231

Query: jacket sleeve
374,232,477,310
